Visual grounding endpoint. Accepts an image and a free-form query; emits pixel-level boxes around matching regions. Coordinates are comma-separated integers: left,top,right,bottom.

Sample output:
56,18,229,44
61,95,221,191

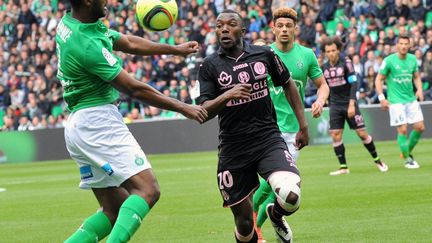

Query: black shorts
217,140,299,207
329,104,365,130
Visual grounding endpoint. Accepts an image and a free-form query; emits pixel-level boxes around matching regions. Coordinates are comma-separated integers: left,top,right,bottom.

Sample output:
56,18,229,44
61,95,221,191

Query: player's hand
224,84,252,100
295,126,309,150
379,99,389,110
180,104,208,123
416,90,424,102
347,104,355,118
175,41,199,56
311,100,324,118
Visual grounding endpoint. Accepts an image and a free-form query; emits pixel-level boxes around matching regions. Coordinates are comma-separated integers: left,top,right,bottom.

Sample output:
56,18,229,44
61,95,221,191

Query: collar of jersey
65,11,106,30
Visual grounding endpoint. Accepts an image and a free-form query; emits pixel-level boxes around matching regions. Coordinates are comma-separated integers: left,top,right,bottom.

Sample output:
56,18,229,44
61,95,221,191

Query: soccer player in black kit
321,37,388,176
196,9,309,243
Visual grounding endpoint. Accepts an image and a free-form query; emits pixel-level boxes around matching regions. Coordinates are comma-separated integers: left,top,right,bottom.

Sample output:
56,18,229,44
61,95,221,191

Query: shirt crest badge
296,59,304,69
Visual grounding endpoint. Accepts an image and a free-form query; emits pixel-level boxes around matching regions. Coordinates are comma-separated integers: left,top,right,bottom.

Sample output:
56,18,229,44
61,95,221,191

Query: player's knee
234,214,254,235
146,185,161,206
268,171,301,214
133,184,161,207
415,124,425,132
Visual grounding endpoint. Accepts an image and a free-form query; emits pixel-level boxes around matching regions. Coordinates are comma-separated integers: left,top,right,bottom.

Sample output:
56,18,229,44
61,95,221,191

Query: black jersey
196,42,291,158
321,57,357,106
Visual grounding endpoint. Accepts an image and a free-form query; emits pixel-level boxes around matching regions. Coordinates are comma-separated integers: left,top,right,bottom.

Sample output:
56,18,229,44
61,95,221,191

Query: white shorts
281,132,299,162
389,101,424,127
64,104,152,189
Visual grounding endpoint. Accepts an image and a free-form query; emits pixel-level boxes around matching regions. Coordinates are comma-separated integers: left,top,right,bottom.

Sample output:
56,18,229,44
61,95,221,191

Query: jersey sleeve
109,29,122,43
307,49,322,80
267,48,291,87
344,57,358,99
379,58,390,76
196,60,217,105
344,58,356,78
84,40,123,82
412,55,419,73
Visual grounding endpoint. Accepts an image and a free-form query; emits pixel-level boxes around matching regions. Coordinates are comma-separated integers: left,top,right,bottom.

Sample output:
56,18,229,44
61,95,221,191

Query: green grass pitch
0,140,431,242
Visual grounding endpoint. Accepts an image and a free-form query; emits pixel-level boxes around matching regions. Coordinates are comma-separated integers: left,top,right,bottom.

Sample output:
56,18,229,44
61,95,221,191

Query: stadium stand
0,0,431,131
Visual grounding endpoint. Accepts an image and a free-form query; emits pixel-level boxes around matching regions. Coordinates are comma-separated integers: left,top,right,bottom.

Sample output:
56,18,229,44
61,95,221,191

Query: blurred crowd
0,0,432,131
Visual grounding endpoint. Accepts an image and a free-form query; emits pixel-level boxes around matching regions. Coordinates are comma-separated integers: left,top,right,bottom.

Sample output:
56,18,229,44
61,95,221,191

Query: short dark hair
273,7,298,23
69,0,83,7
320,36,343,52
397,34,410,43
219,9,244,27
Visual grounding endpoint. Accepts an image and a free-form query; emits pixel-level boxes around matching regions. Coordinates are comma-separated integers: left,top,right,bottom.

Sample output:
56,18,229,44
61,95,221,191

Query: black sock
235,230,258,243
364,140,380,162
334,143,347,168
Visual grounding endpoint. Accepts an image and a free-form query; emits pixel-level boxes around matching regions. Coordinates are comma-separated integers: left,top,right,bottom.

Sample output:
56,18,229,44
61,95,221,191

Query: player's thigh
230,194,253,219
329,105,346,130
65,105,152,189
281,132,299,161
389,103,407,127
217,158,259,208
347,104,366,130
257,141,300,182
406,101,424,125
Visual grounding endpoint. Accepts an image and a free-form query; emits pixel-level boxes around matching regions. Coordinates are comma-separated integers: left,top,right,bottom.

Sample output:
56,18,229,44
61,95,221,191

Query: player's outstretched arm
113,34,199,57
375,73,389,110
282,78,309,149
311,75,329,118
200,84,251,122
111,70,207,123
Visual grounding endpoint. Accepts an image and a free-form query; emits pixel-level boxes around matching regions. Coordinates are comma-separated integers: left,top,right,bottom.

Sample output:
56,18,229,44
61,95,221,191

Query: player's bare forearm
283,80,307,130
413,72,424,101
114,34,186,56
313,75,329,105
375,74,385,95
112,70,184,112
200,98,230,122
200,84,252,123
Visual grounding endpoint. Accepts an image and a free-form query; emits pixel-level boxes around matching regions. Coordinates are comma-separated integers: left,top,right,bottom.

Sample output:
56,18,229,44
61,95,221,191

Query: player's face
272,17,296,44
89,0,107,19
397,38,410,56
324,43,340,64
215,13,245,50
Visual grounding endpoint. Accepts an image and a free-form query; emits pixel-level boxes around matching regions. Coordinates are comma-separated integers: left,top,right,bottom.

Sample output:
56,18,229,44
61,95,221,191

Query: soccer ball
135,0,178,32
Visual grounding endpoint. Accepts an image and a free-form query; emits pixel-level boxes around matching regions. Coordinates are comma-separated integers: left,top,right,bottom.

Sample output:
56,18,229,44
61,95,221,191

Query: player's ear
83,0,92,7
241,27,246,35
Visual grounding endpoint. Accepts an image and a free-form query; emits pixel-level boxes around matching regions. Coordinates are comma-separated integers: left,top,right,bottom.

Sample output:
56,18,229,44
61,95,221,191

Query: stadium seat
0,109,4,127
334,8,345,19
325,20,338,36
426,12,432,27
51,105,64,118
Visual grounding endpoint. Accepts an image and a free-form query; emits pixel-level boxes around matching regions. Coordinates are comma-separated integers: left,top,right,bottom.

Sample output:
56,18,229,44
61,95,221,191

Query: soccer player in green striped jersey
58,1,207,242
252,7,329,243
375,34,425,169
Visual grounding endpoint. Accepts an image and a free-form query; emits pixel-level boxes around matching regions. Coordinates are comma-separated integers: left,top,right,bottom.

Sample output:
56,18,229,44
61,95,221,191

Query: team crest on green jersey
296,59,304,69
134,155,145,166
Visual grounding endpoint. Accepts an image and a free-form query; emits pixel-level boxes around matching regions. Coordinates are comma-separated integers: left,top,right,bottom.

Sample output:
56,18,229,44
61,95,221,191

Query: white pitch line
0,188,6,192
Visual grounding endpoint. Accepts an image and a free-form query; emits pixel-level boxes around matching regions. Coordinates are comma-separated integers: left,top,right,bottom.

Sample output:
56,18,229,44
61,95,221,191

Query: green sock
64,211,112,243
408,130,422,153
106,195,150,243
253,178,272,212
397,134,409,158
257,193,276,228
